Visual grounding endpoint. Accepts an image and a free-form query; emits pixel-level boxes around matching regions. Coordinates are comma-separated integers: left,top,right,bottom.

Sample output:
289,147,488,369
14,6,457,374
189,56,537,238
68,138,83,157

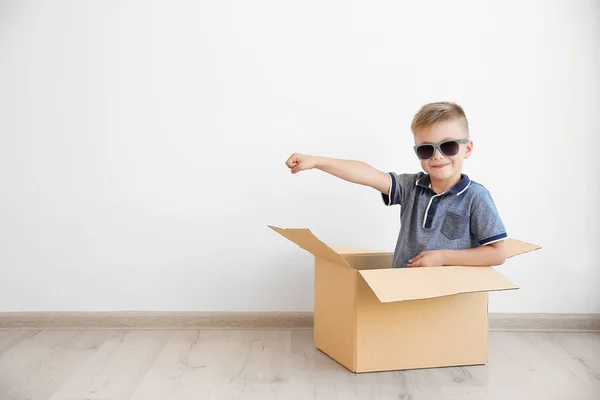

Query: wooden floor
0,329,598,400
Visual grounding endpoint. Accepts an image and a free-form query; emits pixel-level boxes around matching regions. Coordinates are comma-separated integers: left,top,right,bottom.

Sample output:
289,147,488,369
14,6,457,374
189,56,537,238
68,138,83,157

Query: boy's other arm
408,240,507,267
285,153,390,195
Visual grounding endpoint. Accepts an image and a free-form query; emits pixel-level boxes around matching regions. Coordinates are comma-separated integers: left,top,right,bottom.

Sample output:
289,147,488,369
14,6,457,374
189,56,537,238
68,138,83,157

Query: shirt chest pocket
441,211,469,240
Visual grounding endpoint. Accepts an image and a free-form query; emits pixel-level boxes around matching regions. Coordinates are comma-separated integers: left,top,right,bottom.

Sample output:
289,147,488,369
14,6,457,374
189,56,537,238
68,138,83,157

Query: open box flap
358,267,518,303
330,246,392,256
268,226,351,267
505,238,541,258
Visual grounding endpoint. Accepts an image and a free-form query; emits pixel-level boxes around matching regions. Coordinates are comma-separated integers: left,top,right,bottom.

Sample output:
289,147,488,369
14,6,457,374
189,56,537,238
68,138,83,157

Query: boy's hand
286,153,317,174
407,250,445,268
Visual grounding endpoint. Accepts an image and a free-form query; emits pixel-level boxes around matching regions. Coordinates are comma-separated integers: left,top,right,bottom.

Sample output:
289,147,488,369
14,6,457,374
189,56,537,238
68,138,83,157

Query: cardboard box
268,225,541,373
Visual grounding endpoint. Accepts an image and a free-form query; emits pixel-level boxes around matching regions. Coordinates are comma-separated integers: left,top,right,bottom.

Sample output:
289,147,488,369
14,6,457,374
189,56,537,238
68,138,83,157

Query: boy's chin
427,167,455,180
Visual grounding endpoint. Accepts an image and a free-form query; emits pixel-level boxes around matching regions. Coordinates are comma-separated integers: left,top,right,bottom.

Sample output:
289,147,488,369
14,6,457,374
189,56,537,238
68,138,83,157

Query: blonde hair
411,101,469,137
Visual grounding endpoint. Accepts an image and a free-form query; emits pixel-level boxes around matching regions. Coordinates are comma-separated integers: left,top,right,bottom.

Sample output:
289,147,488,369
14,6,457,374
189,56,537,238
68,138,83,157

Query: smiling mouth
431,164,449,169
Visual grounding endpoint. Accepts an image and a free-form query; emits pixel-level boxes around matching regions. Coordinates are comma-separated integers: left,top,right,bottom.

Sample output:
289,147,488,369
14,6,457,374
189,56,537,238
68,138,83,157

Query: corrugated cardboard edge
1,312,598,332
329,246,392,256
268,226,352,268
358,266,519,303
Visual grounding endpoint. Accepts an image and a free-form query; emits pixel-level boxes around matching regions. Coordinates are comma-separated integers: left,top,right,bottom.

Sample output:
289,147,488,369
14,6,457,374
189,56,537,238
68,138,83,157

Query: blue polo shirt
382,172,507,268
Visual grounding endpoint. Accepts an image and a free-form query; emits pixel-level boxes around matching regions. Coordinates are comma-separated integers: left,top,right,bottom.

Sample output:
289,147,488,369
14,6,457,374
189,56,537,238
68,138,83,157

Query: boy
285,101,507,268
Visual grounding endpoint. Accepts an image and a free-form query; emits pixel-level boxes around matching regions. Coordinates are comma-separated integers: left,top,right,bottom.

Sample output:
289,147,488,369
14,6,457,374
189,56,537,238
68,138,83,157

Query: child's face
413,119,472,182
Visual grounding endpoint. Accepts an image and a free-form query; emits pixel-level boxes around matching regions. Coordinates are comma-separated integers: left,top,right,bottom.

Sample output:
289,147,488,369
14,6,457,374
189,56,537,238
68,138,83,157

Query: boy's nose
432,148,445,160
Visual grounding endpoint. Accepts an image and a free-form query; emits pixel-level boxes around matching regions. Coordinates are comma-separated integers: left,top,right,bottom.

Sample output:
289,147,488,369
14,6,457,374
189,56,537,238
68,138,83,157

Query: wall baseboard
0,312,314,330
0,312,598,332
489,313,600,332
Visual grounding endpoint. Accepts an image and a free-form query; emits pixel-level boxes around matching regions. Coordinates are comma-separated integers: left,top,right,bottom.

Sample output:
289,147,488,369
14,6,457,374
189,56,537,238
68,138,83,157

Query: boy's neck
430,173,462,194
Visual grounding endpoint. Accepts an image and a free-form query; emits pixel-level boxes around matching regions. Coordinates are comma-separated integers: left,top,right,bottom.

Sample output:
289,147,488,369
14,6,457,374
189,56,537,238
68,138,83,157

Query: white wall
1,0,598,313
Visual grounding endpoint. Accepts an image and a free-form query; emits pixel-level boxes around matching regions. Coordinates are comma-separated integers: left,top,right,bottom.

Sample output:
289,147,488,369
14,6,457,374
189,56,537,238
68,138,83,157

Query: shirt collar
416,174,471,196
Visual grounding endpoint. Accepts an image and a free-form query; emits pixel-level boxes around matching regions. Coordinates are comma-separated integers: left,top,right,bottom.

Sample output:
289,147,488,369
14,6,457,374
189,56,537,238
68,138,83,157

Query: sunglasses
413,138,470,160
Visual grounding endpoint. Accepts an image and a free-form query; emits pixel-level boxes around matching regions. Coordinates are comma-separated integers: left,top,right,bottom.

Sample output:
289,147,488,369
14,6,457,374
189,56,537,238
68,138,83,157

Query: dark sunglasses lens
440,141,459,156
416,145,434,159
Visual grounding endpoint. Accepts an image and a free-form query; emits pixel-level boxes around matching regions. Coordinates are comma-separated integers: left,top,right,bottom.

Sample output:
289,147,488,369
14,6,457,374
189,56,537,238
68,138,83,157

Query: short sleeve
470,188,508,245
381,173,415,206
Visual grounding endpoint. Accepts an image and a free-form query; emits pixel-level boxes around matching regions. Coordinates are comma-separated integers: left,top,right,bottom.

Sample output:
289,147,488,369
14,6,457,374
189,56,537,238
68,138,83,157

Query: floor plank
0,330,40,357
550,332,600,379
129,330,215,400
0,330,30,348
0,330,83,396
47,330,171,400
480,331,600,400
0,329,598,400
4,330,113,400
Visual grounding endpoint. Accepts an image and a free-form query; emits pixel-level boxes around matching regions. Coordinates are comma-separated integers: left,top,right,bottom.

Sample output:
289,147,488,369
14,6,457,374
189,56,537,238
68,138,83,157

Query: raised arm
285,153,390,195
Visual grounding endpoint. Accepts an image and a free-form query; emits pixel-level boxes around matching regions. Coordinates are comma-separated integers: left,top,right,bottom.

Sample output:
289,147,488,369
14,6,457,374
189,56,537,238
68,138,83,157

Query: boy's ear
465,140,473,159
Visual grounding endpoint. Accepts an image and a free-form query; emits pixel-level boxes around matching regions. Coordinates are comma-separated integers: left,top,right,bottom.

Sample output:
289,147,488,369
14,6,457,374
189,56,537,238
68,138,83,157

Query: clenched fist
285,153,317,174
